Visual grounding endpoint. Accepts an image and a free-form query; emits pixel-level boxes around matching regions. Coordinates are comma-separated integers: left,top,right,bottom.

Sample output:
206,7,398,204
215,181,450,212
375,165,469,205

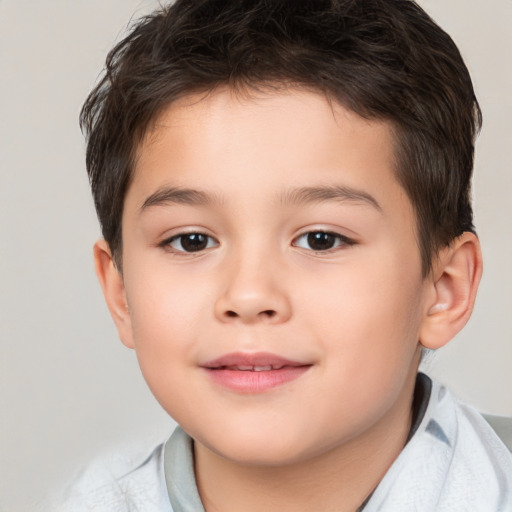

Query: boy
62,0,512,510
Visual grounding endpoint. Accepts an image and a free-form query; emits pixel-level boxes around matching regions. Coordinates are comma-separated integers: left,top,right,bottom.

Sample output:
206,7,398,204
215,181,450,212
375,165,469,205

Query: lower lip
203,366,311,393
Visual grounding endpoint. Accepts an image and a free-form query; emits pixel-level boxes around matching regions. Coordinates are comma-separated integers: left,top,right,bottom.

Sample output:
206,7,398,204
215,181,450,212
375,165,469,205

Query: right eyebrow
140,186,221,213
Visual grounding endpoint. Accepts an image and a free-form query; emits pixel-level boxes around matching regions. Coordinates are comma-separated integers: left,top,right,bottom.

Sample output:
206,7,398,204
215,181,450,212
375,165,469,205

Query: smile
201,352,312,393
219,364,285,371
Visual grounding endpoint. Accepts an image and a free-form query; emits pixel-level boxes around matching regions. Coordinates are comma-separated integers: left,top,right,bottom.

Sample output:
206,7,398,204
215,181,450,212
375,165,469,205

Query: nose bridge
214,241,291,324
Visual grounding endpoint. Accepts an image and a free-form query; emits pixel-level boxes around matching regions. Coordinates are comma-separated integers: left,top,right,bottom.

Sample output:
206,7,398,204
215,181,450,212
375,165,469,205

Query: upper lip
201,352,310,370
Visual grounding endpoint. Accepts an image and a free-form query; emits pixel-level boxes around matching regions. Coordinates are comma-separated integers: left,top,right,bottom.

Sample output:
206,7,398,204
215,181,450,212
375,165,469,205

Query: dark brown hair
80,0,481,275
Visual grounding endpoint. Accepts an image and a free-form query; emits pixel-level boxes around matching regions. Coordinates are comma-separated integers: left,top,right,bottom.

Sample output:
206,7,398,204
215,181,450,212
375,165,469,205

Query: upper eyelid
160,228,217,242
293,229,355,242
168,230,214,240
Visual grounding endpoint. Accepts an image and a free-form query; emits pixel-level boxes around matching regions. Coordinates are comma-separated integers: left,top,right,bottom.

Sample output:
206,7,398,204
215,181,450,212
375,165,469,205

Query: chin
194,424,325,467
213,443,305,467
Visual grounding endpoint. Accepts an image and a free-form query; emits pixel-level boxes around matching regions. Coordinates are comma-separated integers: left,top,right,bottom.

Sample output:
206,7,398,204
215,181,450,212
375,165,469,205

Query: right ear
93,239,135,349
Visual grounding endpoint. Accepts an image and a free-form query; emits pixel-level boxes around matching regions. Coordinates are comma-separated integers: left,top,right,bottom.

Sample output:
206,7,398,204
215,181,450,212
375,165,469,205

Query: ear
419,232,482,350
93,239,135,349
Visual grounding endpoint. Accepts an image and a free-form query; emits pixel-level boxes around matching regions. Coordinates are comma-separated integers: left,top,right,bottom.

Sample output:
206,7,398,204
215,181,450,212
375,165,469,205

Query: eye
293,231,354,252
164,232,218,253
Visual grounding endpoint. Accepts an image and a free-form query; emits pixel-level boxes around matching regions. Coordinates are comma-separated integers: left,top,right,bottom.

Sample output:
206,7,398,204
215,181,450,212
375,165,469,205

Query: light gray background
0,1,510,510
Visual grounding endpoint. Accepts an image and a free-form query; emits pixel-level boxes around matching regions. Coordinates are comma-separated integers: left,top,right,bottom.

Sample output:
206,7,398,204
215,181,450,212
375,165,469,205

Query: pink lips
201,352,311,393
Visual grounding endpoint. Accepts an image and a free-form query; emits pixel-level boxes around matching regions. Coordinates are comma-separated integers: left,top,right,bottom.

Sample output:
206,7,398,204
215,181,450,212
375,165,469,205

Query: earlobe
93,239,135,349
419,232,482,350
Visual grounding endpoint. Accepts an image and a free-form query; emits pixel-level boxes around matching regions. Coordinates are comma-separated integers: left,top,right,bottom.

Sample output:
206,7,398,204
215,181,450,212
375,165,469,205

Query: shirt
52,374,512,511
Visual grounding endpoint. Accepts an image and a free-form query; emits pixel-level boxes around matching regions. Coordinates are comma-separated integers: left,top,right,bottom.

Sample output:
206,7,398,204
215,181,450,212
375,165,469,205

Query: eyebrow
280,185,382,211
140,186,220,212
140,184,382,213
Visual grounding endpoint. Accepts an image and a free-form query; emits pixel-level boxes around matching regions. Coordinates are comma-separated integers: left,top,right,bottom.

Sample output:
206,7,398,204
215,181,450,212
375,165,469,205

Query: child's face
116,88,433,465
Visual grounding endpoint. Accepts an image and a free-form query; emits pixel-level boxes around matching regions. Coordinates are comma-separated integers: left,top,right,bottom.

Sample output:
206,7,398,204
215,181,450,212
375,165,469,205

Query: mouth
200,352,312,393
213,364,288,371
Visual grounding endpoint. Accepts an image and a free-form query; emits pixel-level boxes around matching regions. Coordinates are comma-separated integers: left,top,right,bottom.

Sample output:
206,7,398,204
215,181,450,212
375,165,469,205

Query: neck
194,370,418,512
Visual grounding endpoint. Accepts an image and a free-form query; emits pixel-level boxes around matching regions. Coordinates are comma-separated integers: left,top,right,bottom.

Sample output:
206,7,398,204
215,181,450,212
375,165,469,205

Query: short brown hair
81,0,481,275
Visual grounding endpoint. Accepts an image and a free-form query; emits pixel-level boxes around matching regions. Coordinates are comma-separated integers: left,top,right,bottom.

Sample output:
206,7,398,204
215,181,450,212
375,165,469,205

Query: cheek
124,270,212,386
299,271,424,434
127,290,202,418
302,254,424,372
128,261,211,336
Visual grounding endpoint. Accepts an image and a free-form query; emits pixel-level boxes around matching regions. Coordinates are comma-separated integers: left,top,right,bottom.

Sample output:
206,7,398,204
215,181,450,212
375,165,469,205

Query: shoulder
366,377,512,511
440,386,512,462
49,442,173,512
424,379,512,472
419,380,512,507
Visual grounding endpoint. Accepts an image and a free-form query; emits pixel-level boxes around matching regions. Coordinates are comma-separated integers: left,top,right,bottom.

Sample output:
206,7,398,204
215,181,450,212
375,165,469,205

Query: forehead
127,87,412,228
136,88,396,182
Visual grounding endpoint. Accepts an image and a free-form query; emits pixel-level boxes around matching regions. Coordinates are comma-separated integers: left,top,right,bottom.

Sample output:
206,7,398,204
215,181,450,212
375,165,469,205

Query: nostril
224,309,276,319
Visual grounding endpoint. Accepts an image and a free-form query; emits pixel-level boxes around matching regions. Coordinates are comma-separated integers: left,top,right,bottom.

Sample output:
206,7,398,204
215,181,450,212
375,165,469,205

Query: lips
201,352,312,392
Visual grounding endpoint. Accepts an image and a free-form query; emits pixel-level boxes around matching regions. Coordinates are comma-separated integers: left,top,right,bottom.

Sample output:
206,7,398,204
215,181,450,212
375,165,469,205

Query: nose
214,254,292,325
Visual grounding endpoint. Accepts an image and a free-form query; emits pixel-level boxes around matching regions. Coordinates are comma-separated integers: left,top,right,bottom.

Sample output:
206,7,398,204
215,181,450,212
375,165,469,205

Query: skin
95,88,482,512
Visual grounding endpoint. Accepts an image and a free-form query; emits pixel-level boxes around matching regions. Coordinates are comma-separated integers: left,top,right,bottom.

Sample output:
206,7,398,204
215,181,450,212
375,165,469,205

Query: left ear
419,232,482,350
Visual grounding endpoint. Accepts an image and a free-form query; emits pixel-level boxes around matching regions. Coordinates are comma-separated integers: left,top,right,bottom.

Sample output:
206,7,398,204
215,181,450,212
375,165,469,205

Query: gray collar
164,427,205,512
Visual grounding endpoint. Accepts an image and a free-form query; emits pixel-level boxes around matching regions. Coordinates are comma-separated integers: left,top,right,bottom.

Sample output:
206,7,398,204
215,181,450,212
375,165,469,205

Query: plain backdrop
0,1,510,510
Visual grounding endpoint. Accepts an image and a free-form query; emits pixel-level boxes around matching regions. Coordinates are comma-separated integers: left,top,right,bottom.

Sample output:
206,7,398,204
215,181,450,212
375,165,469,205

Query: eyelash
159,230,355,254
160,232,219,254
292,231,356,252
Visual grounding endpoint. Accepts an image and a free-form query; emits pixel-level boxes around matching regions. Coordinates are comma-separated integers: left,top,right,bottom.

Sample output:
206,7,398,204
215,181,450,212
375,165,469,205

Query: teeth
226,365,275,371
253,365,272,371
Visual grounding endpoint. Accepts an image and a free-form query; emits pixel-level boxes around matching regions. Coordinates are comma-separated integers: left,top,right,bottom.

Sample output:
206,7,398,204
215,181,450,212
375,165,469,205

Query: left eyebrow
140,186,221,213
280,185,382,212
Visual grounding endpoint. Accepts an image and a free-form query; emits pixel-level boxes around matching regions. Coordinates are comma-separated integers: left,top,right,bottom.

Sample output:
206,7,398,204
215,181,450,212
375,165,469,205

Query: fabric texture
52,375,512,511
50,443,172,512
362,379,512,511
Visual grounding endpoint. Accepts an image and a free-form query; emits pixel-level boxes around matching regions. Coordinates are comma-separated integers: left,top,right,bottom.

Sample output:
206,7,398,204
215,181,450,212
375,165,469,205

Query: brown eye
293,231,354,251
307,232,336,251
167,233,217,252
